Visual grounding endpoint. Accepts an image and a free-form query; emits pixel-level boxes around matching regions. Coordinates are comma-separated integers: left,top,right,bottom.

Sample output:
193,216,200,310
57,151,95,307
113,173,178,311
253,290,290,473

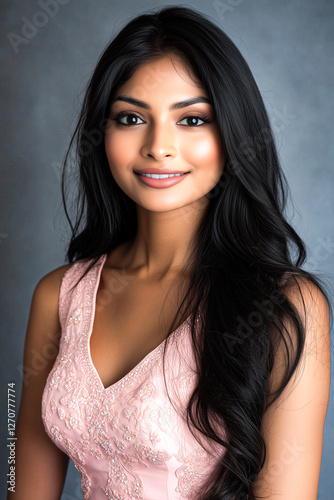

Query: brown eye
178,115,211,127
111,112,145,127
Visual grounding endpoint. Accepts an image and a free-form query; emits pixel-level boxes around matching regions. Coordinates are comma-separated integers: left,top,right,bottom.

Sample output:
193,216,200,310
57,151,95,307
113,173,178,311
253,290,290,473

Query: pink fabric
41,253,225,499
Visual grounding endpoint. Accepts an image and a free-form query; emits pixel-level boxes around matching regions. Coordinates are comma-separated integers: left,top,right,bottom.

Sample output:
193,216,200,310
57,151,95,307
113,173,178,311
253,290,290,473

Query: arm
7,264,72,500
252,276,331,500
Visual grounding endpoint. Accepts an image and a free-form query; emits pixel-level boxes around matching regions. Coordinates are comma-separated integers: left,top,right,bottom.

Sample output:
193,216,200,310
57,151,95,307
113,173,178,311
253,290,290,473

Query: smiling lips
134,169,190,188
134,168,189,174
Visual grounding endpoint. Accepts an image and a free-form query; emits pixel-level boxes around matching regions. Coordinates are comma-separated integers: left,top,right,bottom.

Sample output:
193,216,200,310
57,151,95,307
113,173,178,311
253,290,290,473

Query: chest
90,267,190,389
42,308,213,500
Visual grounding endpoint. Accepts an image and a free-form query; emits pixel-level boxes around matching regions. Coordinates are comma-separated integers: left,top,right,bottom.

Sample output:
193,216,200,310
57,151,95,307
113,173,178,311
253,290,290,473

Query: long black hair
60,5,332,499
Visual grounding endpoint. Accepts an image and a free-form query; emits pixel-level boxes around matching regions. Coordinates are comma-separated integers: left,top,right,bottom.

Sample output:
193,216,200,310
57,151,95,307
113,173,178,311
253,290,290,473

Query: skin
104,53,225,278
252,277,330,500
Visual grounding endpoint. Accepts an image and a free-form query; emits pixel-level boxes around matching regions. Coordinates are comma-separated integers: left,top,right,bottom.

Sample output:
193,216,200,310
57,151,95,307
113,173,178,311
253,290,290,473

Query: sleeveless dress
41,253,225,499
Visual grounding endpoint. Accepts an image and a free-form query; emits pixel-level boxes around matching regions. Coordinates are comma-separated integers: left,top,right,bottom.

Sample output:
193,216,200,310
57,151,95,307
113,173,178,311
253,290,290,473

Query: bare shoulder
280,273,331,345
253,275,331,499
271,273,331,391
34,262,73,298
19,261,75,393
284,275,330,407
281,272,328,303
32,262,73,318
25,262,74,361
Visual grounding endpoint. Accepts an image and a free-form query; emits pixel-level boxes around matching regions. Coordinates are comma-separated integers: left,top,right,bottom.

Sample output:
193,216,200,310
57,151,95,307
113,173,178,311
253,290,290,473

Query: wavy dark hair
60,5,332,499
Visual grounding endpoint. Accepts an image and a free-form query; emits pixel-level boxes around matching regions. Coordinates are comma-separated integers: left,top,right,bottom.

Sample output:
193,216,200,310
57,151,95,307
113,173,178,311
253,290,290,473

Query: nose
140,121,177,161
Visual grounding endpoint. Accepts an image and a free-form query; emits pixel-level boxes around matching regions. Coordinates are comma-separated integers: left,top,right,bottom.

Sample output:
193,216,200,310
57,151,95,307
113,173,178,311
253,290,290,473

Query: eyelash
110,111,212,128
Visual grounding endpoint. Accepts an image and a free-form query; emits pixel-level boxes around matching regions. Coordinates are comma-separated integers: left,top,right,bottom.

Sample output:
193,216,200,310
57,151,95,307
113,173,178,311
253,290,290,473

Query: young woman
10,5,331,500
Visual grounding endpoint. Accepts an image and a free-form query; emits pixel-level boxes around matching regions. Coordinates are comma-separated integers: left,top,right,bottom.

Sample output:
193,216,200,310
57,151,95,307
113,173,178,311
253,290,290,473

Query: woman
10,5,331,500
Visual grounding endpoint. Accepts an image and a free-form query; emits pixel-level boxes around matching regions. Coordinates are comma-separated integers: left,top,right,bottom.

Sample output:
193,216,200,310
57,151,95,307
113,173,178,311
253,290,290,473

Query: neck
121,197,209,279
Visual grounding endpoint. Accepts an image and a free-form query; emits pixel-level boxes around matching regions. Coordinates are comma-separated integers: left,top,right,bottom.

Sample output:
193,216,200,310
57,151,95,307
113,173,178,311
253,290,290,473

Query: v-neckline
85,253,193,394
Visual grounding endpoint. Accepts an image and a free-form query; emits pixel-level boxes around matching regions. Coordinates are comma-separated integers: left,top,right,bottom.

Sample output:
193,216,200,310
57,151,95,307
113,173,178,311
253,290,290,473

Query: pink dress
41,253,225,499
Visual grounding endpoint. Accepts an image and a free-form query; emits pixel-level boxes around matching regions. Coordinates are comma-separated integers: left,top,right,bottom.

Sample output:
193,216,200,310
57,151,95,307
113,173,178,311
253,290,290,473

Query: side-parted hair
60,5,332,499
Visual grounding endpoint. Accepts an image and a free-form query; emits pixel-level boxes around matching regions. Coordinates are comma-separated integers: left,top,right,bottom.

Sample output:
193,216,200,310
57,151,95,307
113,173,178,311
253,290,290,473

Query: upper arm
8,263,72,500
252,277,331,500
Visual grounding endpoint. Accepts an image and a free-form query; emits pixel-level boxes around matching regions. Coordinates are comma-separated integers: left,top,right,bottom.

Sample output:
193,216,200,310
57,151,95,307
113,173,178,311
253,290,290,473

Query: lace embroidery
74,464,91,499
41,254,224,499
176,447,218,497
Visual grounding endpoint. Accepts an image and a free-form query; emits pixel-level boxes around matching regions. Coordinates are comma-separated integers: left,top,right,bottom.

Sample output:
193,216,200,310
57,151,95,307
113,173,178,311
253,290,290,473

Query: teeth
139,173,186,178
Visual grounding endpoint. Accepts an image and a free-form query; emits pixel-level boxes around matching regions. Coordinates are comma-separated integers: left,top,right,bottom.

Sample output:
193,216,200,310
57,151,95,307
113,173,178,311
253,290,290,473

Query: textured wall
1,1,333,498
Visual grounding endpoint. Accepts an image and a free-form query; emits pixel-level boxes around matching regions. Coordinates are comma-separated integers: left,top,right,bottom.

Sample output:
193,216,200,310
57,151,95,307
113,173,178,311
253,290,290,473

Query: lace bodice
41,254,225,499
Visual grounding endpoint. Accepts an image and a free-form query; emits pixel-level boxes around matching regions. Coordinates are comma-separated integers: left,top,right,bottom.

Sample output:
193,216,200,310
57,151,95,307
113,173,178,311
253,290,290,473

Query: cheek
104,134,136,198
186,135,223,170
104,132,135,172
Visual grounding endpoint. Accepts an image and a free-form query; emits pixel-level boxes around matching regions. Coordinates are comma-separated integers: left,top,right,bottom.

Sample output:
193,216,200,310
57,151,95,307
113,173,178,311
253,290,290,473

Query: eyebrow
110,94,212,110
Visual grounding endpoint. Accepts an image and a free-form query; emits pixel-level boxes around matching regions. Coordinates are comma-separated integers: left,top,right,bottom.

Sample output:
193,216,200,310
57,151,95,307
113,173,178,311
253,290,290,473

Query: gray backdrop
1,0,333,498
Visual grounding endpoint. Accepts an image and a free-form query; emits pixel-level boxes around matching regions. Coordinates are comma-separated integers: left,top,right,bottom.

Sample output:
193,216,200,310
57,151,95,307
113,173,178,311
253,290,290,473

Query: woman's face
104,54,225,213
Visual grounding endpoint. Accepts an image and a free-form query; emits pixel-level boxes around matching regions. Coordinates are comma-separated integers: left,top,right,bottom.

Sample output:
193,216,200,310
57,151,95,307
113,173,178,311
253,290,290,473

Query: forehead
113,54,208,101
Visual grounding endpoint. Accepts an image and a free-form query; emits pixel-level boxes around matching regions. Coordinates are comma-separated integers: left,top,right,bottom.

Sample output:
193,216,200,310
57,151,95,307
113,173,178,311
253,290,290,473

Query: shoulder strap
58,260,87,330
58,255,107,330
